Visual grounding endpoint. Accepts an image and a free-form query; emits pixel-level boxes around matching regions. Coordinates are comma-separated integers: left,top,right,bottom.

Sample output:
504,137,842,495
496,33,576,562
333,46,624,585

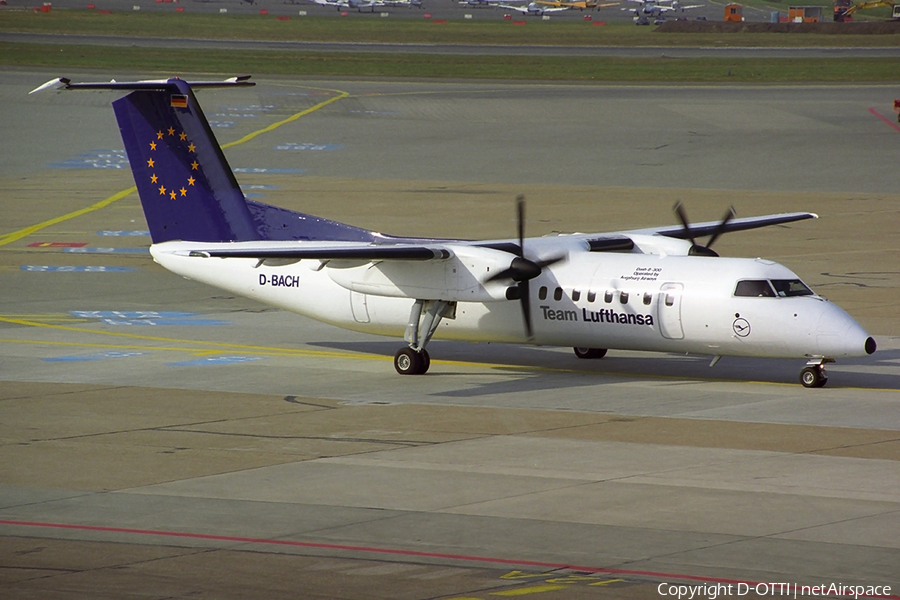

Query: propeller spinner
485,196,565,340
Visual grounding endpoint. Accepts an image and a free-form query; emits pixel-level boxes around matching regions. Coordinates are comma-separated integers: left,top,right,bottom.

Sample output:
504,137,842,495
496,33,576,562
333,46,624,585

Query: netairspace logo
657,582,893,599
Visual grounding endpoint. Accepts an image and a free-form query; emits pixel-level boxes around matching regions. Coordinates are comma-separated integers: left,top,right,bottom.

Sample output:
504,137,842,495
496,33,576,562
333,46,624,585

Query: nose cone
816,303,875,358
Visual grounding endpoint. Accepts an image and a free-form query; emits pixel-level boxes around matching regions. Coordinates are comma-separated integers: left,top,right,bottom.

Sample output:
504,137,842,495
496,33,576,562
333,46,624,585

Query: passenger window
665,293,675,307
539,286,548,300
553,287,563,301
734,280,775,297
587,290,596,303
604,290,614,303
643,292,652,306
572,289,581,302
620,291,629,304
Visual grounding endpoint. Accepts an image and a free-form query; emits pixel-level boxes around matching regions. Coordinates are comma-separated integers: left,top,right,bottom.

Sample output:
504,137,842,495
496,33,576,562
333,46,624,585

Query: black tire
799,366,827,388
574,347,608,360
394,347,428,375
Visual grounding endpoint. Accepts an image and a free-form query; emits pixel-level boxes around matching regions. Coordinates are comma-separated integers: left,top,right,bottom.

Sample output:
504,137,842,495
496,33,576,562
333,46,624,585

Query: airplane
496,1,571,15
381,0,423,7
534,0,617,9
31,75,877,388
308,0,385,11
623,0,703,23
458,0,526,6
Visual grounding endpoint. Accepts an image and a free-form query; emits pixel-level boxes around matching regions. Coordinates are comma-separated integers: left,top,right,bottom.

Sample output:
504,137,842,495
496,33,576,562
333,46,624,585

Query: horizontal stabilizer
40,75,380,245
30,76,255,94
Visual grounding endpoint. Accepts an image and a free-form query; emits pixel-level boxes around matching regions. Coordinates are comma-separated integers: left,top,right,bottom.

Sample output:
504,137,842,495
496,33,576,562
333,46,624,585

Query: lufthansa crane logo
732,318,751,337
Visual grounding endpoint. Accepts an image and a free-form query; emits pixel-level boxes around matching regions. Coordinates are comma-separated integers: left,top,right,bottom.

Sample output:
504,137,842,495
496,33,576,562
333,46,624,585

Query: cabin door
350,291,370,323
657,283,684,340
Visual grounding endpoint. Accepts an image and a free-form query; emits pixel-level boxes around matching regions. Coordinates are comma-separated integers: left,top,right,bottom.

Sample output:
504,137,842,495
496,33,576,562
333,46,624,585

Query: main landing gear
394,347,430,375
800,358,833,388
394,299,454,375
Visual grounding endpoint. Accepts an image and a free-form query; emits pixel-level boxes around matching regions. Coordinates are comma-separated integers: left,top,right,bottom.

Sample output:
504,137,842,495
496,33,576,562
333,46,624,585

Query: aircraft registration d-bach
33,76,876,387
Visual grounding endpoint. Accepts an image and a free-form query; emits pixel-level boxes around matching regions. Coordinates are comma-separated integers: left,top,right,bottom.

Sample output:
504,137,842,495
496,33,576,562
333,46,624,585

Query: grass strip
4,41,900,81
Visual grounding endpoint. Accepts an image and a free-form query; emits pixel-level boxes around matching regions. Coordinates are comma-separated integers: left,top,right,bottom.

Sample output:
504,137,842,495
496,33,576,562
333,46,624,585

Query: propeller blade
534,254,566,270
706,206,736,249
520,279,533,341
673,201,697,246
487,195,543,342
516,194,526,257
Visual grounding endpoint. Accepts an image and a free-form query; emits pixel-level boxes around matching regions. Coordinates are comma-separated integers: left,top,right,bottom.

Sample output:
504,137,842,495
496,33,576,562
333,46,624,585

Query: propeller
673,201,736,257
485,195,565,340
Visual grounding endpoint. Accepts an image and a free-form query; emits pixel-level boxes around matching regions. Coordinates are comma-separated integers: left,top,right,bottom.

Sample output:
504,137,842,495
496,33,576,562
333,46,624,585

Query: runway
1,71,898,599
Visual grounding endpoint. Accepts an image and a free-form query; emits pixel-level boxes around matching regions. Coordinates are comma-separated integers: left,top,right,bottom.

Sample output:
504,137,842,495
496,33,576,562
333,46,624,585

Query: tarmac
0,71,898,599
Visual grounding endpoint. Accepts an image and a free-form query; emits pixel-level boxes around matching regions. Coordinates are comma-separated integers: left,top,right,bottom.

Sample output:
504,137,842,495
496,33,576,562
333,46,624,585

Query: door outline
350,291,370,323
657,282,684,340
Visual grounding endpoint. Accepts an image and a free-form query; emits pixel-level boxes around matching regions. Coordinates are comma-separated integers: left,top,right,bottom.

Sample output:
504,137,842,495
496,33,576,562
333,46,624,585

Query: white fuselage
151,241,873,361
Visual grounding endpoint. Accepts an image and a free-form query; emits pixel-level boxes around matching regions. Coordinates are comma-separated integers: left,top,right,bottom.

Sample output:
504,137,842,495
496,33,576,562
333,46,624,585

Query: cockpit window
734,280,775,297
771,279,814,297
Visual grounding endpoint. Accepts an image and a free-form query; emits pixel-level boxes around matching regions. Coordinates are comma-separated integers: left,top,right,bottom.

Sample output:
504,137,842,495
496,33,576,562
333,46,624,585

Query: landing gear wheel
574,347,608,359
800,366,828,388
394,347,429,375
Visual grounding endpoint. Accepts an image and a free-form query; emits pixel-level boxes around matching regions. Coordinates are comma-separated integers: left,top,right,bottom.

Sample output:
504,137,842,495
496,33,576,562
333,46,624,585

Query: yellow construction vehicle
834,0,896,21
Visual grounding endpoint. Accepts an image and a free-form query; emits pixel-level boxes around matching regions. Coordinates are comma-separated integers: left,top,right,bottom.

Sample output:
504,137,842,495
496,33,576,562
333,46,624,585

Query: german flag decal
170,94,188,108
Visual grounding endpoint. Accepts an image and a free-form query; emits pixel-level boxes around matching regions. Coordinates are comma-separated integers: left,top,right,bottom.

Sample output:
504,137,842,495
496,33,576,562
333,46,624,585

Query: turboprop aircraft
32,75,876,387
308,0,386,11
534,0,602,9
496,1,571,14
623,0,703,23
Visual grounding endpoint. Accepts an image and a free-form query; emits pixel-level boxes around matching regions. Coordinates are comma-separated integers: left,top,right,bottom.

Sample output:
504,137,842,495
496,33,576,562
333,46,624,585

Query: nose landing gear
800,358,833,388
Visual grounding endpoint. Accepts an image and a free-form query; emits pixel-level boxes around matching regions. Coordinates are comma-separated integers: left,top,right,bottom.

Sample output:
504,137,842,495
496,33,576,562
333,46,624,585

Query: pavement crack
161,428,432,447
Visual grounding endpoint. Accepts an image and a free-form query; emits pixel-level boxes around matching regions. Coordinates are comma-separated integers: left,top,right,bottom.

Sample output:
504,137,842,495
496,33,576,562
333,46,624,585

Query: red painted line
868,107,900,133
0,519,897,598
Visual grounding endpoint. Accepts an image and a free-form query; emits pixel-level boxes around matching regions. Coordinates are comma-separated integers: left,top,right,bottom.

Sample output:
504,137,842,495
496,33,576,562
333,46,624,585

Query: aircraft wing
156,211,817,264
190,241,452,261
625,211,818,240
497,3,530,10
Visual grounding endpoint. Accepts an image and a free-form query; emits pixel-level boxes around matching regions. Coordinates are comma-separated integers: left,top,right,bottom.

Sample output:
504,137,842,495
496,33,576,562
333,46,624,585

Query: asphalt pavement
1,71,898,599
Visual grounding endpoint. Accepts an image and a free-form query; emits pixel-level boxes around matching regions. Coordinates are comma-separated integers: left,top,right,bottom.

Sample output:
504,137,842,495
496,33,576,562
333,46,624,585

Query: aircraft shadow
307,341,900,392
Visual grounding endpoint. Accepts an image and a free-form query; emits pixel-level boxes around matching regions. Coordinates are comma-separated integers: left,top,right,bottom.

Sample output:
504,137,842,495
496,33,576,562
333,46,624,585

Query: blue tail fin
113,78,260,243
43,76,378,244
